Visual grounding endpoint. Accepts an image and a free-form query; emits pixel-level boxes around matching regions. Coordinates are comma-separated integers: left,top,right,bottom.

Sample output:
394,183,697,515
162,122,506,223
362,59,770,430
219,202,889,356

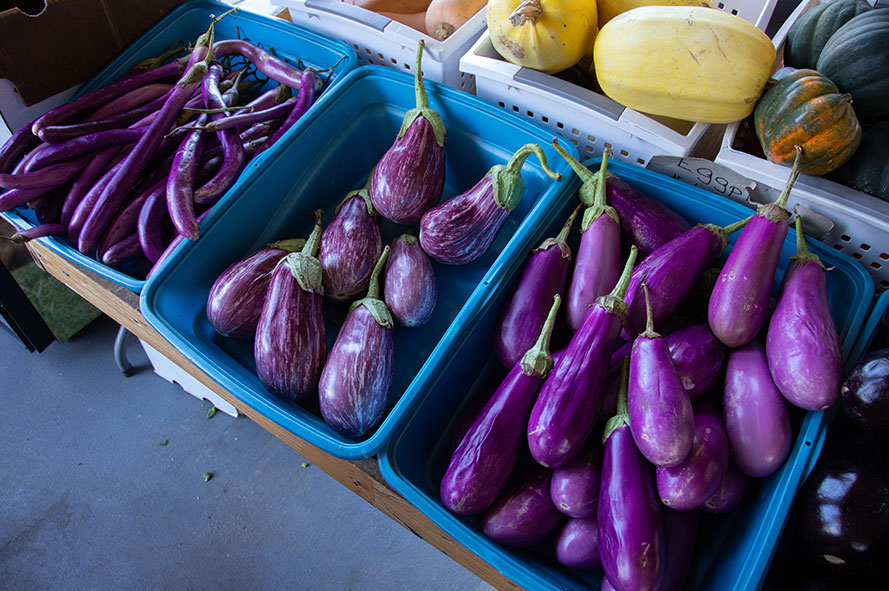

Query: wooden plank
23,240,522,591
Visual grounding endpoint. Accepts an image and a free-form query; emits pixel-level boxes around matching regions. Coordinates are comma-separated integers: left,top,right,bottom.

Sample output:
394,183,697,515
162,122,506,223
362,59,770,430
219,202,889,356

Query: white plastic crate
715,0,887,292
279,0,485,92
459,0,779,165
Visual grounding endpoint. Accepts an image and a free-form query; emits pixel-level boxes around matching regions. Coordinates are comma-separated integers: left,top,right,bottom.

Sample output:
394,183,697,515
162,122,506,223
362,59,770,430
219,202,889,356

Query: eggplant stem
491,143,560,212
520,295,560,378
302,209,323,257
722,215,752,236
365,245,390,300
775,145,803,210
414,40,428,109
504,143,560,180
602,357,630,442
794,214,808,256
550,138,597,193
609,245,638,300
640,283,659,338
132,43,189,72
266,238,306,253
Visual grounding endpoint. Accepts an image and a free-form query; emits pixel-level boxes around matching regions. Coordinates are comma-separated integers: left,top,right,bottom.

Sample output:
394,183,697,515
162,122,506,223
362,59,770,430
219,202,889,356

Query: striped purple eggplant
440,297,561,515
527,246,637,469
766,215,843,411
724,342,792,478
709,148,803,348
606,175,691,258
555,516,601,570
628,285,695,467
480,464,563,547
254,211,327,401
598,360,666,591
495,204,580,368
550,436,602,518
419,143,561,265
206,239,306,340
701,462,749,514
369,41,446,225
664,323,727,398
319,247,394,438
383,233,437,327
319,178,384,302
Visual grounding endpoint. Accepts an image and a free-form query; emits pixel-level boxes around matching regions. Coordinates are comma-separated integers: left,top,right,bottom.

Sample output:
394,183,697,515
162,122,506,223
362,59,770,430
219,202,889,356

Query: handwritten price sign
646,157,754,205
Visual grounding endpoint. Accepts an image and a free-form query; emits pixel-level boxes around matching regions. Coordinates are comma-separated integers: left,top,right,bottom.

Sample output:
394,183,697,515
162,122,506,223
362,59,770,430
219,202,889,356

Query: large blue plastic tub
1,0,357,292
379,159,873,591
140,65,578,460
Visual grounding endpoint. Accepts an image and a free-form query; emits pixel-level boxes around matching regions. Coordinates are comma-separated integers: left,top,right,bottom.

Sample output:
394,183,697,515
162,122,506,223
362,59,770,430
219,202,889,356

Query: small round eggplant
206,239,305,339
383,233,436,327
555,516,601,570
664,323,727,398
318,247,394,438
767,215,843,411
550,437,602,518
842,348,889,432
701,462,749,514
481,464,563,548
724,342,792,478
605,175,691,258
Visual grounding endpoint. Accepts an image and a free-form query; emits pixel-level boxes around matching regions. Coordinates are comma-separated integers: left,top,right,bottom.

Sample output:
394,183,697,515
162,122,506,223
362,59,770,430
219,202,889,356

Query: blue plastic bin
379,159,873,591
140,65,578,460
1,0,357,292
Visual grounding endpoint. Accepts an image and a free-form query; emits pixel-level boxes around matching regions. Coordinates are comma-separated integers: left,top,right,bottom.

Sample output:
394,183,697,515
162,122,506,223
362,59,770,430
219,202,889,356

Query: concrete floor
0,314,493,590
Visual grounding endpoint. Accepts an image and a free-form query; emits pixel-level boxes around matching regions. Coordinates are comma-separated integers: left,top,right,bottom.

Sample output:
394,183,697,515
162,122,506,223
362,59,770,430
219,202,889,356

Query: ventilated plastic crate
715,0,888,293
379,159,872,591
0,0,357,292
460,0,779,166
279,0,485,92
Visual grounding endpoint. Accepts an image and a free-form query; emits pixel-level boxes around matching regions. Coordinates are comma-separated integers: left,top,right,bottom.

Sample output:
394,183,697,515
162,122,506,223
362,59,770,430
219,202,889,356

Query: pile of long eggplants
0,9,335,276
442,143,848,590
204,41,561,438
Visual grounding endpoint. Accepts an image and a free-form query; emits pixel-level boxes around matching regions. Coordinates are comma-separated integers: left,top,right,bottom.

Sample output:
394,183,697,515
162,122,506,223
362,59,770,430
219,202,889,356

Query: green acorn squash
832,120,889,201
784,0,872,70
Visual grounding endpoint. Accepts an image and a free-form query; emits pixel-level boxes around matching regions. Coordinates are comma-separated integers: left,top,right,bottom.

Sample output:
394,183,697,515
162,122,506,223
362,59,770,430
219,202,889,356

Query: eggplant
319,178,384,302
723,342,792,478
527,246,638,468
598,360,666,591
449,383,497,453
254,211,327,401
369,41,446,225
440,297,561,515
480,464,563,547
708,148,803,348
495,204,580,368
555,516,601,570
659,509,700,591
318,247,394,438
842,348,889,431
605,175,691,258
767,215,843,411
701,462,749,514
206,239,306,340
383,233,437,327
551,145,622,332
628,285,695,467
550,437,602,518
601,578,617,591
419,143,561,265
664,323,727,398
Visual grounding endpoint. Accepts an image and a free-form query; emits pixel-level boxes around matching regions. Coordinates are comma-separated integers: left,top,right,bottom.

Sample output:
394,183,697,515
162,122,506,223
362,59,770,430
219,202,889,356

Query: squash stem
508,0,543,27
520,295,560,378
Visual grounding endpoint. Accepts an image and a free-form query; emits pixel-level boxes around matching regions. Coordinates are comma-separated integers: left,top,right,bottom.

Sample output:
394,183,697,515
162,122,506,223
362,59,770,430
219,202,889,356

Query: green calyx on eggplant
280,209,325,295
551,141,619,231
398,40,446,149
347,245,393,329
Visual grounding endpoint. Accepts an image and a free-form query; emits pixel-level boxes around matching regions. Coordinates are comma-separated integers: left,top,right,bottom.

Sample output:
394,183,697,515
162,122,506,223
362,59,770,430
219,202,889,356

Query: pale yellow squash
593,6,776,123
487,0,598,74
596,0,714,28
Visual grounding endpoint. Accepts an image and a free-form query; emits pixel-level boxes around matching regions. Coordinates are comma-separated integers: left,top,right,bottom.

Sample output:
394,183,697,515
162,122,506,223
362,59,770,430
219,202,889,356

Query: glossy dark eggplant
664,323,727,398
701,462,749,514
605,175,691,258
206,239,305,339
555,516,601,570
383,233,437,327
480,464,563,547
318,247,394,438
369,41,446,225
842,348,889,431
550,437,602,518
419,143,561,265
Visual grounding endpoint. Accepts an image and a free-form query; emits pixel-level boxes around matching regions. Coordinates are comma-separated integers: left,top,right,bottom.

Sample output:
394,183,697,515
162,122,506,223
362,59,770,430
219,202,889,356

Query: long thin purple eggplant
212,40,322,91
0,125,41,175
441,297,561,515
83,83,173,123
0,157,88,190
383,233,436,327
496,204,579,368
60,146,126,226
766,215,843,411
598,360,666,591
550,436,602,518
527,246,638,468
252,69,318,158
480,464,563,547
708,147,803,348
166,112,209,240
3,223,66,243
197,97,296,133
701,462,749,514
664,323,727,398
556,516,601,569
68,155,128,244
723,341,792,478
101,233,143,267
254,211,327,401
36,92,171,144
628,285,695,467
319,247,395,438
23,128,144,172
0,187,54,212
98,176,166,256
420,143,561,265
137,182,169,264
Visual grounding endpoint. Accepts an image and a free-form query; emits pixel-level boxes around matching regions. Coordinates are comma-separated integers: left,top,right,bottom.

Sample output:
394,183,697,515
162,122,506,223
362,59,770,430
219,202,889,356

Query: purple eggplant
709,148,803,348
319,247,394,438
254,211,327,401
212,39,323,92
0,124,41,175
655,404,729,510
606,175,691,258
701,462,749,514
3,223,66,243
369,41,446,225
383,233,437,327
601,578,618,591
621,217,750,341
555,516,601,570
495,204,580,368
550,437,601,518
420,143,560,265
441,297,561,515
319,178,384,302
449,384,497,453
552,145,622,332
659,509,700,591
480,464,563,547
628,285,695,467
527,247,637,468
723,342,792,478
598,360,666,591
664,323,727,398
766,215,843,411
206,239,306,339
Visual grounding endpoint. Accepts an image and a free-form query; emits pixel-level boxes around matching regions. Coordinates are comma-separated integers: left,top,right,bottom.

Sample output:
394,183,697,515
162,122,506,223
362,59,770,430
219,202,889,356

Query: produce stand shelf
22,237,522,591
